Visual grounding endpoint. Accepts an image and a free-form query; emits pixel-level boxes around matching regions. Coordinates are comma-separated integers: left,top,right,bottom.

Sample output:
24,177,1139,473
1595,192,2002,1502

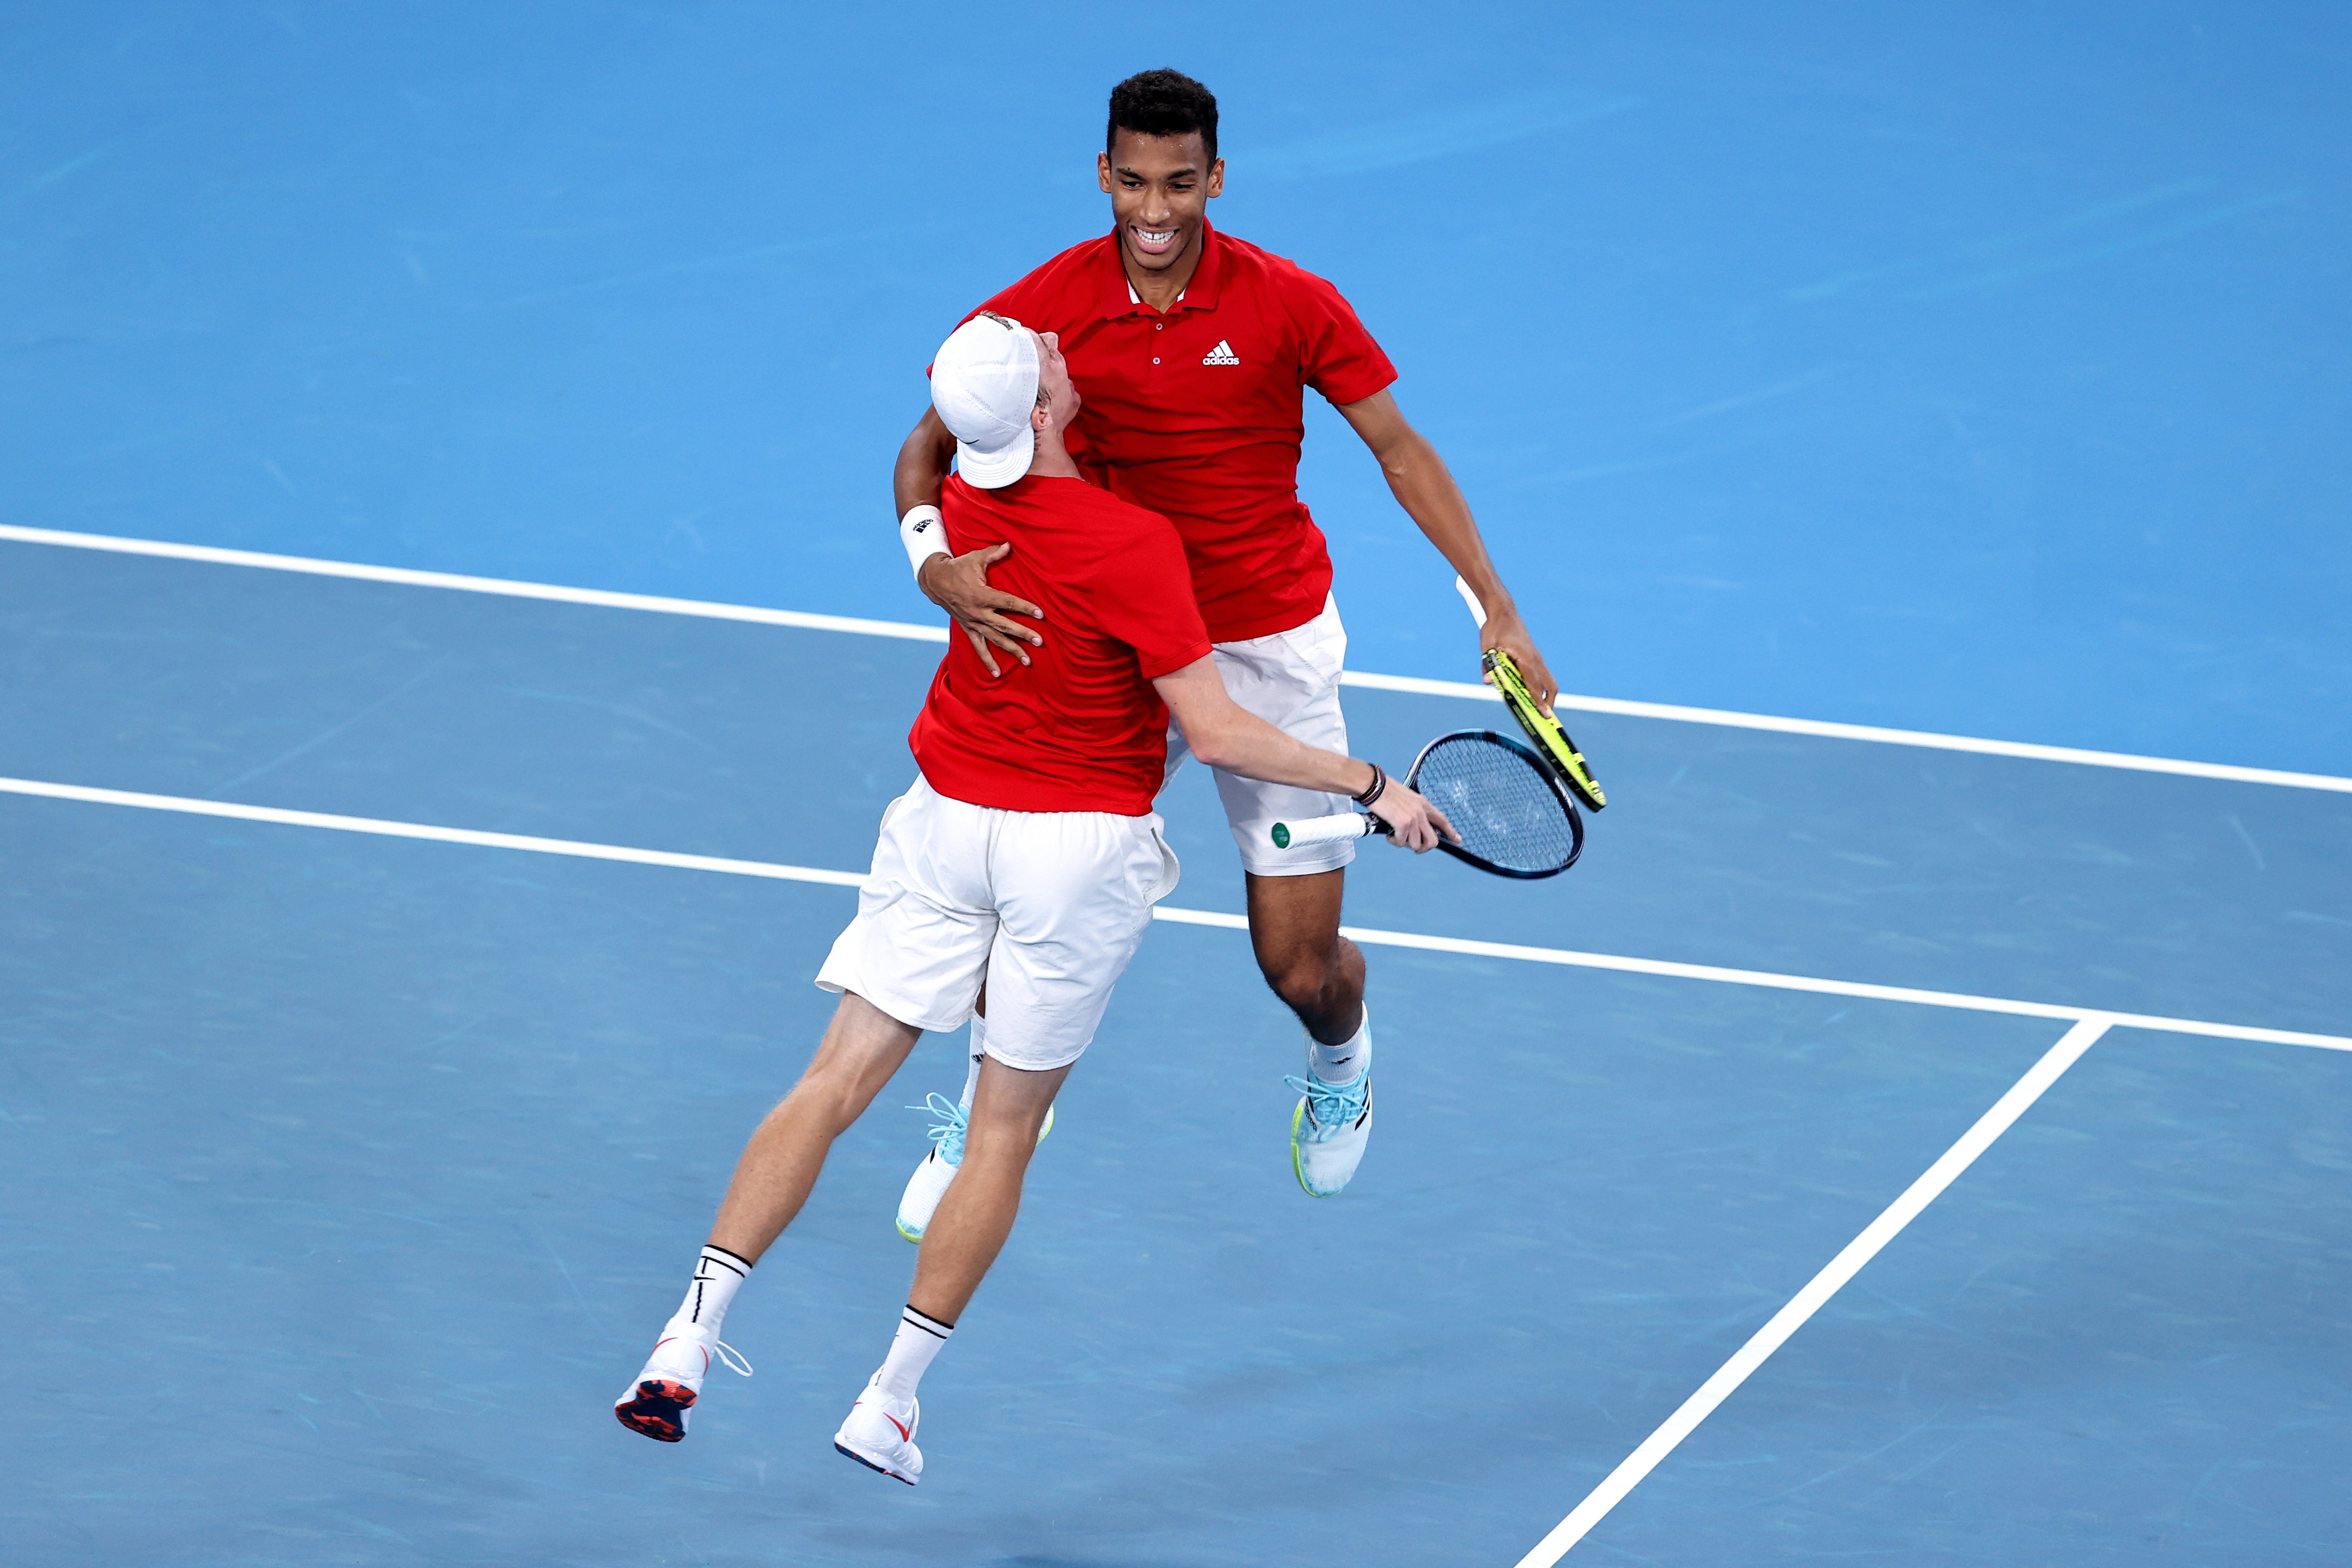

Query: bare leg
908,1053,1069,1323
708,992,922,1264
1243,868,1365,1045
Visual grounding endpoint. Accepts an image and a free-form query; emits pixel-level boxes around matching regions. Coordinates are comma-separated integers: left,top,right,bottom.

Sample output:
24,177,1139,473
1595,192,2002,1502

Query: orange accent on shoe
615,1378,697,1442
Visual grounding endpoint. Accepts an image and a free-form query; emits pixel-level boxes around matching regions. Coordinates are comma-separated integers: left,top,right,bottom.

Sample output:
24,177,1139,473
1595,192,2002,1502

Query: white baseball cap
930,313,1040,489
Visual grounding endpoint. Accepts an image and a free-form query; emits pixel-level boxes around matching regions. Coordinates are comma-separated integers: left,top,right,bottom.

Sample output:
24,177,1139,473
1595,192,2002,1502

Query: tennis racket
1455,577,1605,812
1269,729,1584,879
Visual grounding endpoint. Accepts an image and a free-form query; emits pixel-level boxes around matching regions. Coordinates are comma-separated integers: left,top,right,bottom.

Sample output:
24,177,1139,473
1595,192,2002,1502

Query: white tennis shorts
1163,592,1355,876
815,776,1181,1070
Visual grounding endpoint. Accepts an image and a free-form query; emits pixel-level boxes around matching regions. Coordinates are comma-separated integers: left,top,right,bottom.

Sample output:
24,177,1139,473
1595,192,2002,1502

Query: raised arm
1333,389,1561,711
894,407,1044,677
1152,656,1454,851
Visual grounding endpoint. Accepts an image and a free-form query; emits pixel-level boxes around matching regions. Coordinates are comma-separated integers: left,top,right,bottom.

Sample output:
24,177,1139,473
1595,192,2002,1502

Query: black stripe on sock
901,1304,955,1338
699,1245,753,1276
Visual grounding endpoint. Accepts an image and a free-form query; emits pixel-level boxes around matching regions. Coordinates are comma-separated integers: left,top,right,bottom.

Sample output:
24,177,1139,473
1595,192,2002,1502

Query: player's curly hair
1107,69,1219,164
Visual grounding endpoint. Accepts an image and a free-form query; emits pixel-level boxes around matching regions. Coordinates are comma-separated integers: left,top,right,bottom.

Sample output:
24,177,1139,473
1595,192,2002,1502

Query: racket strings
1409,734,1579,875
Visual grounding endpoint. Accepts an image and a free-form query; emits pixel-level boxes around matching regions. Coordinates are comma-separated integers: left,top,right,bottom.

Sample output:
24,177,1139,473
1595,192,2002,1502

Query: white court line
5,774,2347,1054
6,522,2348,795
0,523,952,644
0,776,865,889
1510,1014,2115,1567
1338,671,2352,793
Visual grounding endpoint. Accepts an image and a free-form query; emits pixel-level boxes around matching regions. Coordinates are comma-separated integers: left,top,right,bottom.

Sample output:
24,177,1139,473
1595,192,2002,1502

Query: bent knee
779,1069,875,1134
1260,956,1341,1013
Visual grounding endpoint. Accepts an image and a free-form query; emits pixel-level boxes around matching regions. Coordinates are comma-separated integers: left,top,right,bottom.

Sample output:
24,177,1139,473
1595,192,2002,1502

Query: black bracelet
1352,760,1386,808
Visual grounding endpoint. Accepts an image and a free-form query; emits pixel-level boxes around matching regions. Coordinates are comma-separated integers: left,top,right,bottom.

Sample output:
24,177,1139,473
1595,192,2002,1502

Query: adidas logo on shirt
1201,340,1241,365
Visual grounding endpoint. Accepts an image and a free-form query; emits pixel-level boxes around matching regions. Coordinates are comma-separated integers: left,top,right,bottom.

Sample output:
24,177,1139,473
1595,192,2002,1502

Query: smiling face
1096,129,1224,276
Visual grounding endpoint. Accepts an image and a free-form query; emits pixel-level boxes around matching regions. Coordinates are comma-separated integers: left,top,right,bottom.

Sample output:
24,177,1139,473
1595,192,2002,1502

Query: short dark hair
1107,69,1219,165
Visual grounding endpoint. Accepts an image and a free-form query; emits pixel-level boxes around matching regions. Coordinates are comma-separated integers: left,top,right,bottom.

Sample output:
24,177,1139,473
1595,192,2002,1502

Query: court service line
1337,671,2352,793
1509,1014,2114,1567
5,774,2347,1054
6,522,2348,796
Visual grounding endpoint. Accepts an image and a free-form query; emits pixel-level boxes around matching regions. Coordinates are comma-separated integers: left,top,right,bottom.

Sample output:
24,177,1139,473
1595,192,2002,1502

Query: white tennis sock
959,1015,988,1109
670,1244,752,1337
1308,1007,1372,1084
876,1304,954,1401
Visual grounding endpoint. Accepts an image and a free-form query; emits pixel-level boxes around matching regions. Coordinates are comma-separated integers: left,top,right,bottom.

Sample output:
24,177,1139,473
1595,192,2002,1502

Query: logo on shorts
1202,340,1241,366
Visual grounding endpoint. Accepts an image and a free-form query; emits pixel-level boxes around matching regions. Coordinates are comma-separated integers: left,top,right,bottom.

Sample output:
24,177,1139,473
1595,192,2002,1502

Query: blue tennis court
5,6,2349,1565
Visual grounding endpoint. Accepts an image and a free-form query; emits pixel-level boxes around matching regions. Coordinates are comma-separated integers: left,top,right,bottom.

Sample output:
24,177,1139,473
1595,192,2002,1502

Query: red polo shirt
962,221,1397,643
909,472,1213,816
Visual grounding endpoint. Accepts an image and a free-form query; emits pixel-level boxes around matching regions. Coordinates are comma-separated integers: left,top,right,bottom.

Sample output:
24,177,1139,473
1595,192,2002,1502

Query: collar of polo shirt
1102,217,1226,320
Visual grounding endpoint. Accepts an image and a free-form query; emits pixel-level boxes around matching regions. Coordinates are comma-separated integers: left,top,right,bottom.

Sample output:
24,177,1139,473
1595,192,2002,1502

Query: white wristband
900,505,949,576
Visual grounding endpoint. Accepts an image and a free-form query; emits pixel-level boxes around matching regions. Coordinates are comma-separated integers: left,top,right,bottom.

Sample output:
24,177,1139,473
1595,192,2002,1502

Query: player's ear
1097,151,1113,194
1206,157,1224,198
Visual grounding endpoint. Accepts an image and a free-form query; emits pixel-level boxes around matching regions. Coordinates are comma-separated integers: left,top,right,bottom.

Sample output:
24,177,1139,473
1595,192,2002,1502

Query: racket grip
1270,813,1382,849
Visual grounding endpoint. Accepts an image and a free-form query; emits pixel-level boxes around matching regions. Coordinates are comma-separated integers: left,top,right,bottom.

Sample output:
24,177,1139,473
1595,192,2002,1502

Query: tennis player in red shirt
616,314,1449,1483
890,70,1561,1206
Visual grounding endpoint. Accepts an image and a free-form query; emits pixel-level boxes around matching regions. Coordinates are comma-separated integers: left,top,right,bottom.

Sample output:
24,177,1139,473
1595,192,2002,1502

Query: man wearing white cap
613,313,1451,1485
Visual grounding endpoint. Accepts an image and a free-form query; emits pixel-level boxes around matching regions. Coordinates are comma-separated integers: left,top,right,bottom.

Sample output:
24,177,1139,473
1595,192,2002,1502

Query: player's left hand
1479,605,1559,714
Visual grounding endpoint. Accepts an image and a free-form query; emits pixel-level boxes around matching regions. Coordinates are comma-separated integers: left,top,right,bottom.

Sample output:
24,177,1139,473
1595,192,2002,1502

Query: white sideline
1509,1015,2115,1567
6,522,2348,795
0,776,865,889
0,523,952,644
5,774,2347,1054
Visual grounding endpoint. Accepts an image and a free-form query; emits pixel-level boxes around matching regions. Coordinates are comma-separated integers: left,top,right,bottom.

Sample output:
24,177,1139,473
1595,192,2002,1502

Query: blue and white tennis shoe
1287,1043,1374,1198
896,1092,1054,1242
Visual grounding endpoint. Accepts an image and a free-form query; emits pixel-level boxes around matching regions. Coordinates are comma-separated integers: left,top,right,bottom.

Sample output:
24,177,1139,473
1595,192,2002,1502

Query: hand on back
918,545,1043,677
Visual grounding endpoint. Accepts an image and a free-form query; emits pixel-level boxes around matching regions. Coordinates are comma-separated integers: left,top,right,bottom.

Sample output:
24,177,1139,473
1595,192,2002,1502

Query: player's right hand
1374,781,1457,853
918,543,1044,678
